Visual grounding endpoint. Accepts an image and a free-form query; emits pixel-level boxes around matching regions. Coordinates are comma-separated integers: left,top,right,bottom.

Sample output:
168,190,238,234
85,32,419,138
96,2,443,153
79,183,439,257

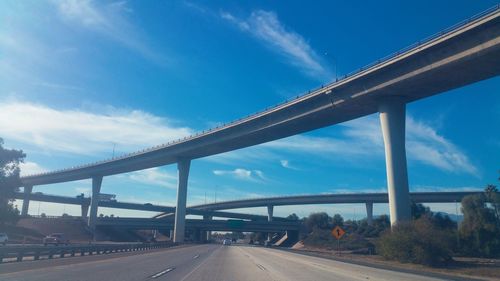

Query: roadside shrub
303,227,332,247
459,194,500,257
377,216,454,266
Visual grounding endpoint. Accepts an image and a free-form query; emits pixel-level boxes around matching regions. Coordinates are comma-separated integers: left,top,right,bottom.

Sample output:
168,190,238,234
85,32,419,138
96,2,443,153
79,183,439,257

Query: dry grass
296,246,500,281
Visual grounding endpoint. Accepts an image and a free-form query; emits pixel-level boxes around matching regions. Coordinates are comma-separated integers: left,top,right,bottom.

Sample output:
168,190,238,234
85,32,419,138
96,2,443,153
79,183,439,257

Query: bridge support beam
88,176,103,233
173,159,191,243
379,97,411,226
21,185,33,216
366,202,373,226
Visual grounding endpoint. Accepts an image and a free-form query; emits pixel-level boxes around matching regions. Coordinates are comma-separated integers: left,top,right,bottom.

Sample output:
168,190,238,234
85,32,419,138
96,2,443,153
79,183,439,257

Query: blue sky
1,0,499,219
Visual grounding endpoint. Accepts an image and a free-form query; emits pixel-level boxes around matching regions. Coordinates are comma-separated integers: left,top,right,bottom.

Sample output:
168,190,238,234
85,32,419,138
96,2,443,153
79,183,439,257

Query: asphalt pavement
0,244,468,281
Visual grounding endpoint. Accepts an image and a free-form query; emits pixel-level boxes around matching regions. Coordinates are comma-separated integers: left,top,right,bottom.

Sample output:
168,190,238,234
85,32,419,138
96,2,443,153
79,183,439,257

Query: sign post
331,226,345,256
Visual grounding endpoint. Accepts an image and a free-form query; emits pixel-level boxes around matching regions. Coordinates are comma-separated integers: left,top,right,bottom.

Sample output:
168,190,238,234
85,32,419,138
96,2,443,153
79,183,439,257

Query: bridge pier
379,97,411,226
365,202,373,225
81,204,90,219
21,185,33,216
267,205,274,241
88,176,103,233
173,159,191,243
203,215,212,242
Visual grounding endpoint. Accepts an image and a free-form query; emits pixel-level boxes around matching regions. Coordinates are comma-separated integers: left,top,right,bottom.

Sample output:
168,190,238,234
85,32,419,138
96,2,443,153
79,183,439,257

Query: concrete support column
81,204,90,219
203,215,212,242
267,205,274,222
379,97,411,226
21,185,33,216
267,205,274,241
88,176,103,232
366,202,374,226
173,159,191,243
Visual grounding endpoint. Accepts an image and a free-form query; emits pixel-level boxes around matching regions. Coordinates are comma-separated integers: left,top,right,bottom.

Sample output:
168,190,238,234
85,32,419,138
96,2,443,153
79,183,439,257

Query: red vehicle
43,233,69,246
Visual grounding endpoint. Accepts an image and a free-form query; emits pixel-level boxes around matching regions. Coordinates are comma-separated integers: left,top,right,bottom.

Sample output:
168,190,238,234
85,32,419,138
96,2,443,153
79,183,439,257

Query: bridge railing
0,241,175,264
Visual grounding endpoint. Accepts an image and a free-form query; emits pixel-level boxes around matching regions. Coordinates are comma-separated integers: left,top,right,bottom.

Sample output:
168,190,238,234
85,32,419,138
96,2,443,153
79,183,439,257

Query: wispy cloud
263,114,478,176
0,102,194,156
213,168,266,182
19,162,47,177
280,159,299,170
53,0,164,63
405,118,478,176
125,168,178,189
221,10,332,81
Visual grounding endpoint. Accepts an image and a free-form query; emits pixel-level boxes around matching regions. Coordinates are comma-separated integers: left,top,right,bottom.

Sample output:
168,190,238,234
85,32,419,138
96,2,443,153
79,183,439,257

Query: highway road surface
0,244,465,281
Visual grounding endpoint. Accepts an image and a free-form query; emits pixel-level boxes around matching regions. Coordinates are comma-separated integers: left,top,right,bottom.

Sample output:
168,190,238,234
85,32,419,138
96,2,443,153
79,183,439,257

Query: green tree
305,212,330,231
411,202,431,219
356,215,390,237
286,213,299,221
377,216,454,266
484,184,500,226
459,193,500,257
0,138,25,225
331,214,344,227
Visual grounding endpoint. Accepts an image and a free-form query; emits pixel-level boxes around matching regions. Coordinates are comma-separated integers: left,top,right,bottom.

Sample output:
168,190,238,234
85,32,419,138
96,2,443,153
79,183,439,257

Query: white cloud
53,0,164,63
213,168,251,178
126,168,178,189
405,118,478,176
213,168,266,182
264,134,369,156
0,102,194,156
280,160,289,168
264,114,478,176
19,162,47,177
221,10,332,80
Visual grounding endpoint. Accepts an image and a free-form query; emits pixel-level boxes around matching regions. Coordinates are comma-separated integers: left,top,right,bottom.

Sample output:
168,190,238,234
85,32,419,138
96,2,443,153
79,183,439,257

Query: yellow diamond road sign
331,226,345,240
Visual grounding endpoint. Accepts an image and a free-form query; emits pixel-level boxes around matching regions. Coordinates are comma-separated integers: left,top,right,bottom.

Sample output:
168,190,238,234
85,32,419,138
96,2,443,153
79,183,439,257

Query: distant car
143,203,153,206
43,233,69,246
222,239,231,246
0,233,8,246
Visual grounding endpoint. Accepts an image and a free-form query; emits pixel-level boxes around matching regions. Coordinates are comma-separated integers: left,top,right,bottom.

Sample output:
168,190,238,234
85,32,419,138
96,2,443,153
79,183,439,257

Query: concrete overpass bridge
14,7,500,242
13,190,478,224
163,191,479,225
11,192,284,221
